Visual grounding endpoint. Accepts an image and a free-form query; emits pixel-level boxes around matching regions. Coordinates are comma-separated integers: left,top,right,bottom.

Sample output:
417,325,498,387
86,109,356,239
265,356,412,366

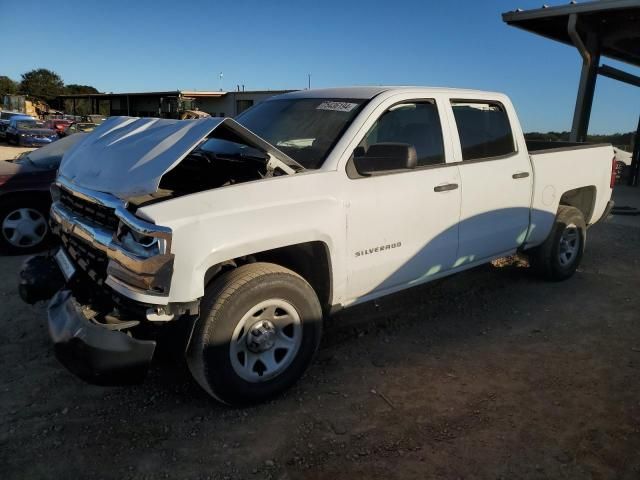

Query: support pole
630,115,640,187
568,13,600,142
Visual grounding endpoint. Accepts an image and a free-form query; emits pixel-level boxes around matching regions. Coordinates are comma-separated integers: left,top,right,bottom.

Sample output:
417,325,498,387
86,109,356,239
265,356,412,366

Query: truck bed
526,141,614,246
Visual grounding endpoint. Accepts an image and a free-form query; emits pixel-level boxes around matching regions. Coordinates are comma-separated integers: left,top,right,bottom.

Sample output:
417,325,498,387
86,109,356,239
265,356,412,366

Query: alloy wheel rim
1,208,47,248
229,299,302,382
558,223,579,266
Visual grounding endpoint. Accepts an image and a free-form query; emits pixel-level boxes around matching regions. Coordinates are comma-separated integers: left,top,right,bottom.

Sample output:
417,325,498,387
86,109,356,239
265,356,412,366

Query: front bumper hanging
19,253,156,385
48,289,156,385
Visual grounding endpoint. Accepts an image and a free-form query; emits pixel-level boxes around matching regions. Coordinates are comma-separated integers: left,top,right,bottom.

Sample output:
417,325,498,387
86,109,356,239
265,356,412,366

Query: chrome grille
59,189,119,231
60,233,108,285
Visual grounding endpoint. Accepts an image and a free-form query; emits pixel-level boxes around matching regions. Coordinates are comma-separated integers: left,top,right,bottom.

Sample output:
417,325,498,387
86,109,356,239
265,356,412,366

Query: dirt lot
0,143,35,161
1,191,640,479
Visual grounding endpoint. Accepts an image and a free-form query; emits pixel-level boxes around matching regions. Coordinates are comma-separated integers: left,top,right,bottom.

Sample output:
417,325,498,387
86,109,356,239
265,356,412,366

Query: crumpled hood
58,116,302,199
59,117,225,198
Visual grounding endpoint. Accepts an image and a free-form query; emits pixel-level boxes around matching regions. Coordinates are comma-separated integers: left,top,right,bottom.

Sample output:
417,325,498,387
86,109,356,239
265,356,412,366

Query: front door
345,99,461,302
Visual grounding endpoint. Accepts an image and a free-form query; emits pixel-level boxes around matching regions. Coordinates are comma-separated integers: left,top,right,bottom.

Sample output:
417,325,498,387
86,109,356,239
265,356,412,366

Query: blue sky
2,0,638,134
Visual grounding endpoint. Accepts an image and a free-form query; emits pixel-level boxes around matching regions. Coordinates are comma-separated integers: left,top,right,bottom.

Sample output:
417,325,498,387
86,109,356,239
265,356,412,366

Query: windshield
0,112,26,120
198,138,266,160
17,120,45,129
235,98,366,169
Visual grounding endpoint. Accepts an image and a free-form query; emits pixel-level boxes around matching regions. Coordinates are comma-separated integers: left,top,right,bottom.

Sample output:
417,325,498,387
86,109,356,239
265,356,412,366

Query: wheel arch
203,240,334,314
0,189,52,205
558,185,596,224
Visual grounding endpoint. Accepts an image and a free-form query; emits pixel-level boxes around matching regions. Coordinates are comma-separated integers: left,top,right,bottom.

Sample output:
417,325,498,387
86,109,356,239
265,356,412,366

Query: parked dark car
44,119,73,136
0,112,34,140
0,134,86,253
6,118,59,147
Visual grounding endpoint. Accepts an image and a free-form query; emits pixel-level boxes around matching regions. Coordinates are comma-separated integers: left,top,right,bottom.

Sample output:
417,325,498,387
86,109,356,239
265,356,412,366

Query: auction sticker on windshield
55,248,76,281
316,101,359,112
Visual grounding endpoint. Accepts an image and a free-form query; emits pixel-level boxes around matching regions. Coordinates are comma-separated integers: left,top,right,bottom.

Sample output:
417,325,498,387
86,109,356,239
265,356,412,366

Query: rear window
451,101,515,160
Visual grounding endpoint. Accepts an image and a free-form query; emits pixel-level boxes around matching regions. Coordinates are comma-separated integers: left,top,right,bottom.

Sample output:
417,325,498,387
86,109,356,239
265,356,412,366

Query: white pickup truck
19,87,615,405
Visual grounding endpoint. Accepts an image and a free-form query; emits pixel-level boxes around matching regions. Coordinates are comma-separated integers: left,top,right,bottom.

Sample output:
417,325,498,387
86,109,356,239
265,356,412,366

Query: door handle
434,183,459,192
512,172,530,179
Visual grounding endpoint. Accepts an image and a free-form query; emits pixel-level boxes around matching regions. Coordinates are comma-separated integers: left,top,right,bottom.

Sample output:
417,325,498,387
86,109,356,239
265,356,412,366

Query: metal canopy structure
503,0,640,185
503,1,640,64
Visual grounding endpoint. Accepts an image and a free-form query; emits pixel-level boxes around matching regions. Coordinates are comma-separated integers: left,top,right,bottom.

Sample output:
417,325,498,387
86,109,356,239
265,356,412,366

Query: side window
451,101,515,160
357,101,445,167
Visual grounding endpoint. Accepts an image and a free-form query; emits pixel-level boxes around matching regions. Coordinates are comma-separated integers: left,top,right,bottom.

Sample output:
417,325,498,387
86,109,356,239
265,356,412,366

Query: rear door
345,97,462,301
448,99,532,262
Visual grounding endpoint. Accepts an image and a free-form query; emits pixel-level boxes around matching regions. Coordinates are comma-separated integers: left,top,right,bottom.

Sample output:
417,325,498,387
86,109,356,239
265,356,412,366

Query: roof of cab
272,86,504,101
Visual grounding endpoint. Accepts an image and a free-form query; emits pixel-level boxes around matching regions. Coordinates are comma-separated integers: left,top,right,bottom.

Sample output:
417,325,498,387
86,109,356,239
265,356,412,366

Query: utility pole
308,73,311,90
219,72,224,91
630,115,640,187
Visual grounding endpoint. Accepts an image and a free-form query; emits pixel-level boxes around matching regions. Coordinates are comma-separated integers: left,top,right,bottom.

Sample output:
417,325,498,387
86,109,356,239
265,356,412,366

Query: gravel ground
1,197,639,479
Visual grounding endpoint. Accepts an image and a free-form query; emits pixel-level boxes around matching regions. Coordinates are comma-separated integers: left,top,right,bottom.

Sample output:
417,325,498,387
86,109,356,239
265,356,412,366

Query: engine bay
127,136,279,209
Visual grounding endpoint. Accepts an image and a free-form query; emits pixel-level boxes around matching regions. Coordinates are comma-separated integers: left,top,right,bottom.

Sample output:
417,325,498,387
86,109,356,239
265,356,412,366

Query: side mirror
353,143,417,176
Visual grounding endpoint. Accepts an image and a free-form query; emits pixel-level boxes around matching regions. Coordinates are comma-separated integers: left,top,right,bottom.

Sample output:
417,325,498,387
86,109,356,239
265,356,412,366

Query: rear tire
187,262,323,405
529,205,586,281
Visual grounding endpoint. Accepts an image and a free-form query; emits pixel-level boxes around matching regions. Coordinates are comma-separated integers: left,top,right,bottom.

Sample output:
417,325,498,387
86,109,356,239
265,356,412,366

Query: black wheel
529,205,586,281
187,262,323,405
0,197,52,254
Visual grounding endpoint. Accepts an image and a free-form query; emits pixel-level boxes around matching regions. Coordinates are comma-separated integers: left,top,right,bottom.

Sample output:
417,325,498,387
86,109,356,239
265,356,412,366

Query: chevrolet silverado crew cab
19,87,615,405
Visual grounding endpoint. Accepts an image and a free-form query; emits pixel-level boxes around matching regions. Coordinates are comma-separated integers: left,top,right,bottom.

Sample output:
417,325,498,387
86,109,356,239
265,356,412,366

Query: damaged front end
18,178,180,385
19,115,300,385
50,176,174,302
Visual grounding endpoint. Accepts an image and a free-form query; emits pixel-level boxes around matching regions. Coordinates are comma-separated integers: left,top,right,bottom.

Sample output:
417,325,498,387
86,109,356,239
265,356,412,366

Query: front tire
187,263,323,405
529,205,586,281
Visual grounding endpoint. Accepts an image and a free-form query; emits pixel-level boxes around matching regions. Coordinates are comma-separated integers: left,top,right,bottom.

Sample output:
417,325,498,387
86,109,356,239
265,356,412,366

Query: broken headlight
117,223,168,257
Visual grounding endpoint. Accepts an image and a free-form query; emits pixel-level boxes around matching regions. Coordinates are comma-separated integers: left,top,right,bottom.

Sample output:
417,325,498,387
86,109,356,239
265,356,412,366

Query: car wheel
529,205,586,281
0,198,52,254
187,262,323,405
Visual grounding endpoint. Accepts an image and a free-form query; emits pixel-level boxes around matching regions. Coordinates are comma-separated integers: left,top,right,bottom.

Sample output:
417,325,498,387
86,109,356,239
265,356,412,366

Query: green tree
19,68,64,102
64,84,100,95
0,76,18,95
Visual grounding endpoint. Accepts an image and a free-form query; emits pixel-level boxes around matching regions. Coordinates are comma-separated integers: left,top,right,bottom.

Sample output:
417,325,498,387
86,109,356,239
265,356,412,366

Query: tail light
610,156,617,188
